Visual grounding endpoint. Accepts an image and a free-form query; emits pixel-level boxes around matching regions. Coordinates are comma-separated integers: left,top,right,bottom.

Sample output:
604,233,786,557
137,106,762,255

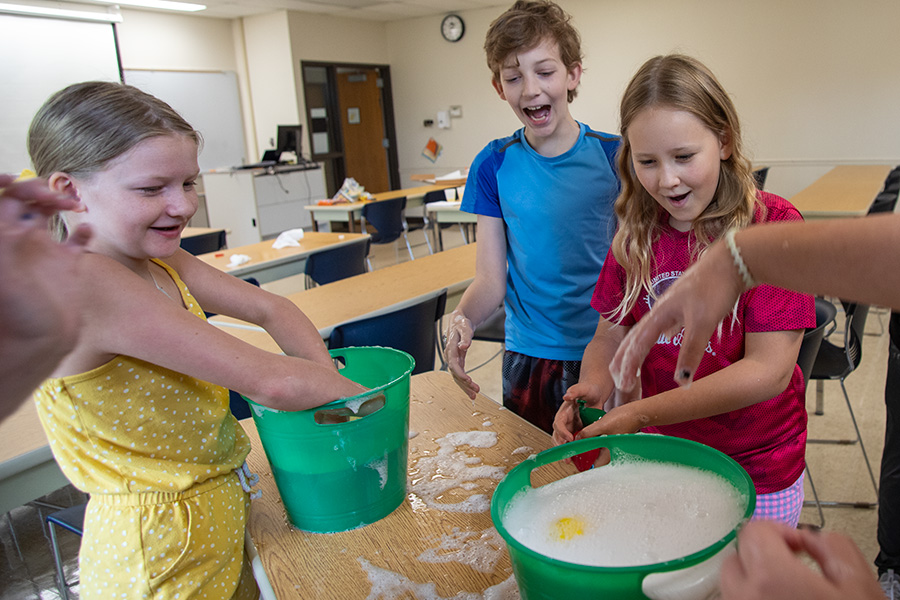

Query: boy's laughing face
493,37,581,154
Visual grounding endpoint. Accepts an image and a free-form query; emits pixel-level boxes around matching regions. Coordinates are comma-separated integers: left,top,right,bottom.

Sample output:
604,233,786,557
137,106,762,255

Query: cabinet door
202,172,260,247
255,168,327,237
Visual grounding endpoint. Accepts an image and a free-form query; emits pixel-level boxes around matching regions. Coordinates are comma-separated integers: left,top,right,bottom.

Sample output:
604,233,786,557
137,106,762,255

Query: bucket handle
523,436,614,473
313,392,386,425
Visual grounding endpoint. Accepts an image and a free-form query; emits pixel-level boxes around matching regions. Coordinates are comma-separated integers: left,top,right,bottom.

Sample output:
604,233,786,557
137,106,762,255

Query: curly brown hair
484,0,583,102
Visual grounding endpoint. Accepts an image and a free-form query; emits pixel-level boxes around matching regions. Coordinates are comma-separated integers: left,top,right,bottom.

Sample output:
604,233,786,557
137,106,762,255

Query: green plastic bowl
244,346,414,533
491,434,755,599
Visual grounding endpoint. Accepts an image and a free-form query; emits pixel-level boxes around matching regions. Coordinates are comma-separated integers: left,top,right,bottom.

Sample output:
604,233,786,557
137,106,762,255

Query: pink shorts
752,471,804,527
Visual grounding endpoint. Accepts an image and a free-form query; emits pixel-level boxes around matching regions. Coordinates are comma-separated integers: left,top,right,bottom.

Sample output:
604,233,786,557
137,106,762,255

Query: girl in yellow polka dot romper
28,82,367,599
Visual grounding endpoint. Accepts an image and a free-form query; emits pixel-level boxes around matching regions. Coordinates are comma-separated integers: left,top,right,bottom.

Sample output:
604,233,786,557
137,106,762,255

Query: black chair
869,191,899,215
180,229,227,255
361,196,414,267
797,298,837,528
807,300,879,508
328,289,447,375
304,237,370,288
46,502,86,599
752,166,770,190
421,189,446,254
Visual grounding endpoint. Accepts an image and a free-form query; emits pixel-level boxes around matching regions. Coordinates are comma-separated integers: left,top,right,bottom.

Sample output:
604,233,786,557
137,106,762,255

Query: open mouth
152,224,182,234
523,105,551,123
668,192,690,206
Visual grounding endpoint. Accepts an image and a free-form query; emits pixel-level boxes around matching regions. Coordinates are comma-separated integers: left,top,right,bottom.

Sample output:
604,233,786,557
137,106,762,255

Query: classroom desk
789,165,892,219
210,242,477,342
241,369,551,599
196,231,369,284
427,200,477,251
305,183,459,232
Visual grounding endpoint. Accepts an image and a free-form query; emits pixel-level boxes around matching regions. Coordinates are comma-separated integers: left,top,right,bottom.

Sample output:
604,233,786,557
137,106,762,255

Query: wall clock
441,14,465,43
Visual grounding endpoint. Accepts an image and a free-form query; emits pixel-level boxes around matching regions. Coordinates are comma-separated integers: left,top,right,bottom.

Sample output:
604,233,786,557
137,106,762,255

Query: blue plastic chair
304,237,370,288
328,288,447,375
180,229,227,255
361,196,414,266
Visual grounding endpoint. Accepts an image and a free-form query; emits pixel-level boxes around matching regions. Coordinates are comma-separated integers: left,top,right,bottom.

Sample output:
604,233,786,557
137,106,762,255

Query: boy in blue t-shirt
443,0,620,433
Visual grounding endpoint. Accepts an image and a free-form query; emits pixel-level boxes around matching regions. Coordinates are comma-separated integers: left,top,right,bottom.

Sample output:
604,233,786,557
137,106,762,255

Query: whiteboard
0,14,121,173
124,70,247,171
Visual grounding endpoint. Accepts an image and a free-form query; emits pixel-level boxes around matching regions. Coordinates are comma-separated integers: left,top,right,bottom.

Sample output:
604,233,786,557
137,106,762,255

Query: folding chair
807,300,879,509
797,297,837,528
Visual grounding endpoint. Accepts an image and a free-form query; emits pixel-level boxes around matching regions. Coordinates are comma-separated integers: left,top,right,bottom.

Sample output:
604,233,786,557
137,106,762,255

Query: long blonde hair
610,54,761,321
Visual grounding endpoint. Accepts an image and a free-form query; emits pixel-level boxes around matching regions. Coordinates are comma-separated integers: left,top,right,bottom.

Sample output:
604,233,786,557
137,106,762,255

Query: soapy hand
444,310,479,399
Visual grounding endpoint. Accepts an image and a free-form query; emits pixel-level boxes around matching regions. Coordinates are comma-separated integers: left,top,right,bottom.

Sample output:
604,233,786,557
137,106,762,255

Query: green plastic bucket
244,346,414,533
491,434,755,600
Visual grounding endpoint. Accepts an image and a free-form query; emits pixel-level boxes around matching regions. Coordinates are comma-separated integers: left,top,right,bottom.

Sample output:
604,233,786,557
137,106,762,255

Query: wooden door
337,70,390,193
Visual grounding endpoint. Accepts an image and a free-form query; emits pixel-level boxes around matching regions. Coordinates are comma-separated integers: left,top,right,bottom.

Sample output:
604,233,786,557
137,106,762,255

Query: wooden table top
210,242,477,343
0,399,49,464
182,226,223,238
195,232,369,275
306,183,459,213
241,370,553,598
789,165,892,218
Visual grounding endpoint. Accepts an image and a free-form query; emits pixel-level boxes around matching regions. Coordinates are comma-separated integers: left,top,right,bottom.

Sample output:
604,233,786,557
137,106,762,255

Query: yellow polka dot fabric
35,260,258,599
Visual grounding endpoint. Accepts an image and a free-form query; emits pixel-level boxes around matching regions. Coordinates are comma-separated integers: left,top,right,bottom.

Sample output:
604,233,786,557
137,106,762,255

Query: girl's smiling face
492,37,581,155
59,134,200,266
628,105,732,232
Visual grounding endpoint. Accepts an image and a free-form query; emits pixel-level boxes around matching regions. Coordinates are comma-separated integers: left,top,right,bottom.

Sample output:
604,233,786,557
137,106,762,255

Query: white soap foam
359,558,520,600
409,431,505,513
417,527,505,573
344,396,368,414
510,446,532,456
367,453,388,489
502,460,746,567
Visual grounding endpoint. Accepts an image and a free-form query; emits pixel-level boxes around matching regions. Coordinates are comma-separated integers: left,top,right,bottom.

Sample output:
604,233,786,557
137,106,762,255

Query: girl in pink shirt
553,54,814,526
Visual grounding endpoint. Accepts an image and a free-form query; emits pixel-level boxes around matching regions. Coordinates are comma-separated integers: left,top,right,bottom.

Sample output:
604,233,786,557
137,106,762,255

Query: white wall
117,9,236,71
387,0,900,196
104,0,900,198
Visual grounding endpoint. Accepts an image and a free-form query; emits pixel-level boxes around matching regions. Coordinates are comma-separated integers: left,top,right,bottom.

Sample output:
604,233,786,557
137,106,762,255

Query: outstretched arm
0,175,91,417
610,212,900,392
443,215,507,399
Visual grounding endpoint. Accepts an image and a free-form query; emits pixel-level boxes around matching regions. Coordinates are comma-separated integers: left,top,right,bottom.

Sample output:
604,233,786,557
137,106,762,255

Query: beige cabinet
202,165,327,247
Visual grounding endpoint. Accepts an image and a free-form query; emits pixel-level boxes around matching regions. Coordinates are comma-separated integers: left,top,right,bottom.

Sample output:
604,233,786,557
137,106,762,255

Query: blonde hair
610,54,761,321
484,0,583,102
28,81,200,239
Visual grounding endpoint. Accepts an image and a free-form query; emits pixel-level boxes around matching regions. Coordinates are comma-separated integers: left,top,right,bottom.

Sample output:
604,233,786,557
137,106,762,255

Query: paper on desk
272,228,305,249
228,254,252,267
435,169,467,181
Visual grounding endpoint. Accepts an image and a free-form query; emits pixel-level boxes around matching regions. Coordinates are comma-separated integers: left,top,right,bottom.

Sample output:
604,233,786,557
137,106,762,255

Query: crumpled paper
271,228,305,249
228,253,252,267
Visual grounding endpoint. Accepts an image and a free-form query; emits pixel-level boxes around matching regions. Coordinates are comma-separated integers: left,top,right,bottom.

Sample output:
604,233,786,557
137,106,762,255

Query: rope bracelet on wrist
723,229,757,290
